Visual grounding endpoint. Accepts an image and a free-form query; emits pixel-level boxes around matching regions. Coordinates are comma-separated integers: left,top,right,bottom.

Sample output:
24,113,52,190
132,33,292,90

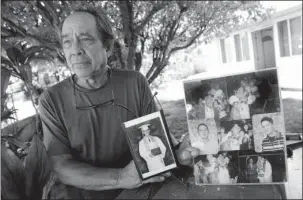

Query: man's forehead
62,12,97,34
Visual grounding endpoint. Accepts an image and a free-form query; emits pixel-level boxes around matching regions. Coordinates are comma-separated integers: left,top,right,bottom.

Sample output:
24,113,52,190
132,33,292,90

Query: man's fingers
143,175,166,184
180,146,200,158
162,172,171,177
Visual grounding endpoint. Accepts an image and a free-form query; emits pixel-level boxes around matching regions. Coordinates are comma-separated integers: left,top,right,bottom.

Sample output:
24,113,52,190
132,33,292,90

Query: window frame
220,38,227,64
277,14,302,57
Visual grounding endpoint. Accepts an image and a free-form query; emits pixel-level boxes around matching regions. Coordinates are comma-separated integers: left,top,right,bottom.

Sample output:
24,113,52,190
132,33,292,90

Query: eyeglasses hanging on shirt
73,68,162,118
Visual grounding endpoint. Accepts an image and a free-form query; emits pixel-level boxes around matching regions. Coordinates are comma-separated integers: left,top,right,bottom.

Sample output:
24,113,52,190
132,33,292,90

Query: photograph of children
252,113,285,153
238,153,286,183
183,77,229,122
226,72,259,120
218,120,254,151
249,69,281,115
193,151,239,185
187,118,219,155
122,112,177,179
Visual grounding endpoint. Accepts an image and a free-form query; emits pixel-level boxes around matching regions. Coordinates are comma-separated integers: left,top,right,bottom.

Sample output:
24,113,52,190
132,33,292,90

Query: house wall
192,5,302,89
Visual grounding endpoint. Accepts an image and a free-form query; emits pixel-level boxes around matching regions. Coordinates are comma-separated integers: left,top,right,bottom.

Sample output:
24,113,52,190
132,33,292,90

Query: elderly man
39,7,198,199
261,116,284,152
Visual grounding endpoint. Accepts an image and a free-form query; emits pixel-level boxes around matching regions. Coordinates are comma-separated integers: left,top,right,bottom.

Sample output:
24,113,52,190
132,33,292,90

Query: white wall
191,5,302,89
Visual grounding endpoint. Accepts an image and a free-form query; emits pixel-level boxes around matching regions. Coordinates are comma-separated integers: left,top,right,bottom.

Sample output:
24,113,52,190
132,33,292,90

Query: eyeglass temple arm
144,92,163,114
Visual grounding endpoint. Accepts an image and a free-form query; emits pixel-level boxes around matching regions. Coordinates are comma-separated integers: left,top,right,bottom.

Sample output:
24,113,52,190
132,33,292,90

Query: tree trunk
146,59,160,80
135,52,142,71
148,61,167,84
126,36,137,70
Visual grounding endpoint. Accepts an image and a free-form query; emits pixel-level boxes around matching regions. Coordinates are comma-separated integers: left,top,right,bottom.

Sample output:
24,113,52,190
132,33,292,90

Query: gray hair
60,6,115,53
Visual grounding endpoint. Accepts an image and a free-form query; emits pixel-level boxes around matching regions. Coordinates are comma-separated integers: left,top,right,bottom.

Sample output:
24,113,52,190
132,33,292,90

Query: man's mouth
72,62,90,67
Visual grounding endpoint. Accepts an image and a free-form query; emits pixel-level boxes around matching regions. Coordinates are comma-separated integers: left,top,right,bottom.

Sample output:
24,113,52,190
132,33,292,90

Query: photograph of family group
183,68,287,185
194,152,239,185
238,153,286,183
122,111,177,179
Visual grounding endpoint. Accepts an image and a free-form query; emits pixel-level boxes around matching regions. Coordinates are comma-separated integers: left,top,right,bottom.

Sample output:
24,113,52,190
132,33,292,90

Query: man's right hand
118,160,170,189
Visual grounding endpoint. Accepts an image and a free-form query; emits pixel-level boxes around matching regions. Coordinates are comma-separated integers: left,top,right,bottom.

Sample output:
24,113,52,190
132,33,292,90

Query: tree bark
148,60,168,84
126,36,137,70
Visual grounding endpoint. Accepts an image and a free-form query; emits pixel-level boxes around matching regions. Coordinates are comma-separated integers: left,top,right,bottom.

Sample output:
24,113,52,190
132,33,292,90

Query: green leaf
24,135,52,199
1,144,26,199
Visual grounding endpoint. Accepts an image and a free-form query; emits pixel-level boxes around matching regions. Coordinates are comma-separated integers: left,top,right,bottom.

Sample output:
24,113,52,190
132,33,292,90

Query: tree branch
2,17,60,48
169,26,206,57
40,1,60,33
134,3,166,32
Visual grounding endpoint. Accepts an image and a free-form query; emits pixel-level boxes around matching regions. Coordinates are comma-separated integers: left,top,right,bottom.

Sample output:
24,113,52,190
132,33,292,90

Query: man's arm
39,91,165,191
50,154,122,191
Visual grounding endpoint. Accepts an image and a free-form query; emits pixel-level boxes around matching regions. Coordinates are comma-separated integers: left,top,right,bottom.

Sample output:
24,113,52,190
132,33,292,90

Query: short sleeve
137,72,158,116
39,90,71,157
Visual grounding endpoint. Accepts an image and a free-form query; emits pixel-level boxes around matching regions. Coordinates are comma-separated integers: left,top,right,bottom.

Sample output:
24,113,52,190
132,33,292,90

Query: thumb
143,175,165,184
180,146,200,158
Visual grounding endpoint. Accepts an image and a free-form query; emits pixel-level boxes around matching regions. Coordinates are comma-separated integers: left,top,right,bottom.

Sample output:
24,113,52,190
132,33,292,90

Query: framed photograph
122,110,178,180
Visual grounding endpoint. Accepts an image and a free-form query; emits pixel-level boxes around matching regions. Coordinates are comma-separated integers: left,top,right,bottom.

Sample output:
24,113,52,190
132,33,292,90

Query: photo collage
183,68,287,185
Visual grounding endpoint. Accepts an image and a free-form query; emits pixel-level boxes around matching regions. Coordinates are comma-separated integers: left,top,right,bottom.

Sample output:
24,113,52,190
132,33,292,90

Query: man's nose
71,39,84,55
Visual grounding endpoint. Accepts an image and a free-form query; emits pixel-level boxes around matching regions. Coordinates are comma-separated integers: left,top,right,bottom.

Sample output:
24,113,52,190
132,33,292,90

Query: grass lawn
161,98,302,140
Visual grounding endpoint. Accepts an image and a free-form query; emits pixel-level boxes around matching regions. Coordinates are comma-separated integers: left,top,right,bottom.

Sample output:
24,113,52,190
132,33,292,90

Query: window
233,32,250,62
234,34,243,62
241,32,250,61
277,16,302,57
290,16,302,55
278,20,290,57
220,39,227,63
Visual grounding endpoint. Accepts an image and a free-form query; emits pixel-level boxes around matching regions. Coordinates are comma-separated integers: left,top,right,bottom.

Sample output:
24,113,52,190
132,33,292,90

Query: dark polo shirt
39,68,157,199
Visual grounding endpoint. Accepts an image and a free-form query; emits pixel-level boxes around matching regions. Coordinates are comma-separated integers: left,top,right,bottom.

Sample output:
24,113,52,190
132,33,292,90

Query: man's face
61,12,108,79
142,129,150,137
198,125,209,139
232,124,241,135
261,120,274,136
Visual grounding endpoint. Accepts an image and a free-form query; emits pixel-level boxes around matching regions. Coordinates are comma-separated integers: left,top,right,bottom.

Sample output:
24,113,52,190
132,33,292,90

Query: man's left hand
175,134,200,166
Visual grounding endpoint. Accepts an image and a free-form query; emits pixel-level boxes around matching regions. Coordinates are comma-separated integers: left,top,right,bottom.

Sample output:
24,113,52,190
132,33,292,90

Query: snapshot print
225,69,281,119
238,153,287,183
183,68,281,125
184,77,229,122
187,118,219,155
252,113,285,153
122,111,177,180
225,72,258,120
194,151,239,185
250,69,281,115
219,119,254,151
